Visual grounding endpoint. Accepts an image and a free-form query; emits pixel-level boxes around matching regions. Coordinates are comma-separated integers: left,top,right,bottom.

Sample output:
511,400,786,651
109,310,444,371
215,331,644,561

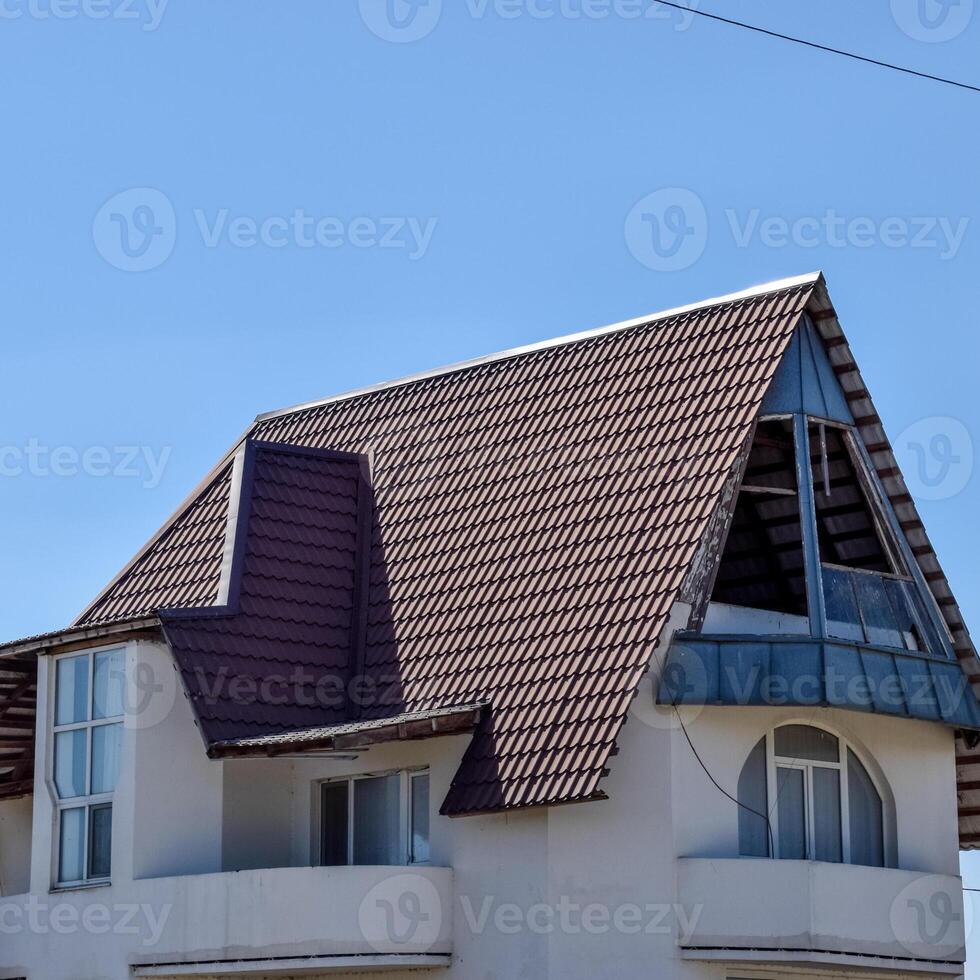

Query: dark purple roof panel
160,442,371,743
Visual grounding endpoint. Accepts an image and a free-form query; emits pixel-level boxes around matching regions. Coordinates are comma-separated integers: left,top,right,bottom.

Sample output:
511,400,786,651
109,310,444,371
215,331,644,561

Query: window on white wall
52,648,125,885
318,769,430,867
737,724,886,867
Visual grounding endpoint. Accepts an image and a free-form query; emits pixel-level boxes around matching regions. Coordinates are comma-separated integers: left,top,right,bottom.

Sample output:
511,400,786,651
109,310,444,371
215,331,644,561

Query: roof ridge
254,272,823,425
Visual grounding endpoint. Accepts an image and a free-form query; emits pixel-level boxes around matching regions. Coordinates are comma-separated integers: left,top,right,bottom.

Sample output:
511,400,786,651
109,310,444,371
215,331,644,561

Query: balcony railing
0,865,453,979
677,858,965,972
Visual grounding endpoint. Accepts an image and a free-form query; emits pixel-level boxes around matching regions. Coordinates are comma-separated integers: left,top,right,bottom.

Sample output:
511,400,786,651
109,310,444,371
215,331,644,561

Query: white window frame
49,646,125,887
765,721,884,866
313,767,430,867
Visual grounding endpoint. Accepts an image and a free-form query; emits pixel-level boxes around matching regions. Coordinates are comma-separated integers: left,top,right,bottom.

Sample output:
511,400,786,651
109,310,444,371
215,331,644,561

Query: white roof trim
256,272,823,424
214,442,248,606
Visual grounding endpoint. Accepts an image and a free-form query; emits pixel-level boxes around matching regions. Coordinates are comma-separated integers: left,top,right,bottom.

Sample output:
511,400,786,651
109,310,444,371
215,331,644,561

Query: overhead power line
654,1,980,95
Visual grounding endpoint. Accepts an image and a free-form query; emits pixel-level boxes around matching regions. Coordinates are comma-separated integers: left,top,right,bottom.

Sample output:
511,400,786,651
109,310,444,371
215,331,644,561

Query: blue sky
2,0,979,959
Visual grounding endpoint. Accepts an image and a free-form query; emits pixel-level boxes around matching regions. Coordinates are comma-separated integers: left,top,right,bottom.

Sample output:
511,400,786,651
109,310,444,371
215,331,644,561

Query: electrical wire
670,701,776,858
653,1,980,95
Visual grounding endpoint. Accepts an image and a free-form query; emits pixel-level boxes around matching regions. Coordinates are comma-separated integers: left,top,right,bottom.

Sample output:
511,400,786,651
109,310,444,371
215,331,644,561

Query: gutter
0,616,162,659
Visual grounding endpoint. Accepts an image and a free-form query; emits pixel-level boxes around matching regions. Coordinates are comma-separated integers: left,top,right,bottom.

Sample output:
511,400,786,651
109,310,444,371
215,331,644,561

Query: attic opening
705,415,950,657
709,418,808,624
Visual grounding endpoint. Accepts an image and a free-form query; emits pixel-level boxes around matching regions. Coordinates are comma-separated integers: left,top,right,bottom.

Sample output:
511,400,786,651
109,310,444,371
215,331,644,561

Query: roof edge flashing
256,272,824,425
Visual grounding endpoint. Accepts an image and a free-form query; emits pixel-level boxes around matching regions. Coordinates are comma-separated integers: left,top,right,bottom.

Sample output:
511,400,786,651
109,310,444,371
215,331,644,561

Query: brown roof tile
76,277,814,813
10,273,980,828
158,442,370,744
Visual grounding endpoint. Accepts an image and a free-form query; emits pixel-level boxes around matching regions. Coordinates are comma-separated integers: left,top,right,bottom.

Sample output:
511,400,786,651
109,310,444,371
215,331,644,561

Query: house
0,270,976,979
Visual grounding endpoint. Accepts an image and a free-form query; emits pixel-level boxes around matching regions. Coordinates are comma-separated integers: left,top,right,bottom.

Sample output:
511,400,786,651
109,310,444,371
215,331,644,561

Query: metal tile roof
80,462,236,624
70,276,814,814
6,271,979,833
159,442,370,744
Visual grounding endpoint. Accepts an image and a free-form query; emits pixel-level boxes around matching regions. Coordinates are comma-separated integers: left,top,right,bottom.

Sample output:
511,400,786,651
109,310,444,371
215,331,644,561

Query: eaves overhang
0,616,162,659
207,703,488,759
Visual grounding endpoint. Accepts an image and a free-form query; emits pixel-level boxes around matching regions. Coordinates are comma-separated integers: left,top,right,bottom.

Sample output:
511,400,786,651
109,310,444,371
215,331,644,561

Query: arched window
737,724,885,867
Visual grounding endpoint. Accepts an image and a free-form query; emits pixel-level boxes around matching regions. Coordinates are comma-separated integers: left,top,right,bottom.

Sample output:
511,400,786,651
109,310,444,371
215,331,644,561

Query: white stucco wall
0,627,965,980
667,702,958,875
130,641,224,880
0,795,31,897
222,757,293,872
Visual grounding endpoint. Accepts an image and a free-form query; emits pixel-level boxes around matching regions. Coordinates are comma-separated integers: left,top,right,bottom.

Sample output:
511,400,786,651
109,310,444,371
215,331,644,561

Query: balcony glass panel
776,767,806,860
812,766,842,863
353,774,401,865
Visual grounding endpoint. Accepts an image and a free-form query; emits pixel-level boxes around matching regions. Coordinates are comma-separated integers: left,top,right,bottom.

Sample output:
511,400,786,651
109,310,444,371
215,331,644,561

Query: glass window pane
54,729,87,799
853,573,904,649
93,649,125,720
887,579,944,655
88,804,112,879
848,749,884,867
91,724,123,795
411,774,430,864
56,655,89,726
737,737,770,857
776,767,806,860
812,766,842,863
822,566,866,642
353,774,401,866
774,725,839,763
320,781,349,866
58,807,85,883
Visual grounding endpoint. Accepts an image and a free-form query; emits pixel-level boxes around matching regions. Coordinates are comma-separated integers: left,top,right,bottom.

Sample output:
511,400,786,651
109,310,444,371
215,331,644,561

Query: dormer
661,309,980,731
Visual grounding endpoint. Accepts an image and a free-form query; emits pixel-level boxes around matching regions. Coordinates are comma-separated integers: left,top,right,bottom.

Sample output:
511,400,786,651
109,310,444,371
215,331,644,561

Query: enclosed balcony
676,858,965,973
0,865,454,978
